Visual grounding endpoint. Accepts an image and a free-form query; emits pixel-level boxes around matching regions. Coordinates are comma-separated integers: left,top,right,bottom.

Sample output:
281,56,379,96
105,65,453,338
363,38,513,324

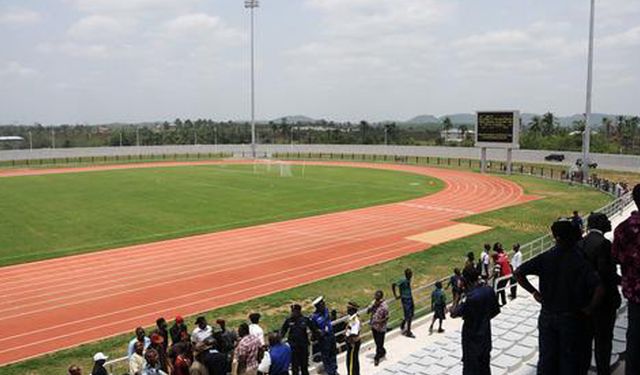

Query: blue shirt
269,343,292,375
452,285,500,358
311,308,333,335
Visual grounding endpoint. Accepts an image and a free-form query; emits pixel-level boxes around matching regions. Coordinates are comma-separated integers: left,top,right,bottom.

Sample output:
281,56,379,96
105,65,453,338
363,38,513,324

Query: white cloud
0,7,41,25
164,13,244,45
38,42,111,59
0,61,38,77
71,0,200,14
67,15,134,41
600,26,640,47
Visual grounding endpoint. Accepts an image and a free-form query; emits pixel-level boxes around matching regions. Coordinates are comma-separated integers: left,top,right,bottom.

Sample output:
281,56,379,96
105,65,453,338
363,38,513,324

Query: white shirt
346,314,361,337
511,251,522,270
129,352,146,375
257,352,271,373
249,323,265,345
127,337,151,358
191,325,212,343
481,251,490,265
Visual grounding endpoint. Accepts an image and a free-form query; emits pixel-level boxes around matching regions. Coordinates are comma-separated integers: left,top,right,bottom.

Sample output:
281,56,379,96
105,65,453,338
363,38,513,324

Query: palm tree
459,124,469,140
541,112,557,136
601,117,613,140
528,116,542,133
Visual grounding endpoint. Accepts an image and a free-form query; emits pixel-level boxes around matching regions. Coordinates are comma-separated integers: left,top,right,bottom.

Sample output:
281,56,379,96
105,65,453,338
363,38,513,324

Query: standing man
515,218,603,375
192,317,213,344
493,243,511,307
450,267,500,375
311,296,338,375
480,244,491,281
612,184,640,375
581,212,621,375
129,341,147,375
281,304,316,375
392,268,416,338
156,317,169,352
257,332,292,375
248,313,265,346
170,316,187,346
345,302,361,375
128,327,151,358
509,244,522,299
367,290,389,366
234,323,261,375
572,210,584,233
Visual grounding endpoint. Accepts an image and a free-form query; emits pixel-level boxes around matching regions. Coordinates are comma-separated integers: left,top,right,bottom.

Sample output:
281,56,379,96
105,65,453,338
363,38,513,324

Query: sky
0,0,638,124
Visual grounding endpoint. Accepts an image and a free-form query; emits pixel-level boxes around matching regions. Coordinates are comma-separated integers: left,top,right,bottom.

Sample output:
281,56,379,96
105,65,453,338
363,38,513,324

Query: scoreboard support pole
480,147,487,173
506,148,513,175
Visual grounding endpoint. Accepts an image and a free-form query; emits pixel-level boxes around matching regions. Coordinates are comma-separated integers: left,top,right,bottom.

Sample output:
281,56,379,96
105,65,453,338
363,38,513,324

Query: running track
0,161,535,365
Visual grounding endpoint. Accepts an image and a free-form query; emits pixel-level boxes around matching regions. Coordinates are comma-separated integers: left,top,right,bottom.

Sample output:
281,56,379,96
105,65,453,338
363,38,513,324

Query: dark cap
587,212,611,233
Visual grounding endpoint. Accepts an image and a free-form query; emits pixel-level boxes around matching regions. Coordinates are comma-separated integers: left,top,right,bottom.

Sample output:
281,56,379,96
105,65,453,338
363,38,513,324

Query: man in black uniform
281,304,318,375
516,218,604,375
580,213,621,375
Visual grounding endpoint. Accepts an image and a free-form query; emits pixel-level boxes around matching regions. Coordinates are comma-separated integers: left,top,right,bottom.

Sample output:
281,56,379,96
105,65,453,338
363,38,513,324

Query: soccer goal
254,159,293,177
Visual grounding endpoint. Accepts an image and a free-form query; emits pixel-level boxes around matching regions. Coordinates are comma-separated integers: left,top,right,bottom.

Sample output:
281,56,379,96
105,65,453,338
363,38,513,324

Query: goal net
254,160,293,177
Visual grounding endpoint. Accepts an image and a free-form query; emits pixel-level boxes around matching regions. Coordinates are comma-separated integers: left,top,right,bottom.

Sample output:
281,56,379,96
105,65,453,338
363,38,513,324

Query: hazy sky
0,0,638,124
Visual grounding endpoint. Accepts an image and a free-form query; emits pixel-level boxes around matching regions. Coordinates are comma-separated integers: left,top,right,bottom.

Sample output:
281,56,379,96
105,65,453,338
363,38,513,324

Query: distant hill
439,113,476,125
271,115,318,124
405,115,440,124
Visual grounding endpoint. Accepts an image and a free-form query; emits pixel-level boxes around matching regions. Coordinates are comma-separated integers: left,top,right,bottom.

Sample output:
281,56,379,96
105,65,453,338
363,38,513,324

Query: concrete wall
1,144,638,172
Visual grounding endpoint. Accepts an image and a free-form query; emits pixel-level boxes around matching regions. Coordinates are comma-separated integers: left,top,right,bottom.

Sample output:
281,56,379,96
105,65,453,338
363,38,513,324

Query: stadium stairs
329,202,636,375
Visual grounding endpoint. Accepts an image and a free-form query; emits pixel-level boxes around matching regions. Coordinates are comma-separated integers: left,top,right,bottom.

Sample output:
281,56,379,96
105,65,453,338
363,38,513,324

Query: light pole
245,0,259,158
51,127,55,149
582,0,596,181
28,130,32,151
136,126,140,147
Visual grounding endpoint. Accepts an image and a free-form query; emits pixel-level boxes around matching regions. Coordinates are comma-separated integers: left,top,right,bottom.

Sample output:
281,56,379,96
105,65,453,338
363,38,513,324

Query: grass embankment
0,164,442,266
3,174,612,375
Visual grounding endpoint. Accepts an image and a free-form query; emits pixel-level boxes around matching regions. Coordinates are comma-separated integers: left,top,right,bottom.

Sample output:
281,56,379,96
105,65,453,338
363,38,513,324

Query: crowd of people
67,184,639,375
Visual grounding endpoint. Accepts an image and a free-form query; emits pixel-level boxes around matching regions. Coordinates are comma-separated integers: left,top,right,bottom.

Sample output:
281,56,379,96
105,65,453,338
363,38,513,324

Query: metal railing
102,168,634,374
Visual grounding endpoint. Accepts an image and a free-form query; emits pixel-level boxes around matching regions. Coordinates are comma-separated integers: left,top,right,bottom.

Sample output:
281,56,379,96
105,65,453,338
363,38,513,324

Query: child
446,268,463,305
430,281,447,333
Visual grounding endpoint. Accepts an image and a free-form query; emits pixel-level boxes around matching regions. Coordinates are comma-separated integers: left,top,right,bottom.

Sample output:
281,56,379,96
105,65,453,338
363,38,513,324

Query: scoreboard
475,111,520,149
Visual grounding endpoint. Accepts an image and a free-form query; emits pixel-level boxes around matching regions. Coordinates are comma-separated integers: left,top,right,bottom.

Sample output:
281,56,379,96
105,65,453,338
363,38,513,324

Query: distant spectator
447,268,463,305
192,317,213,344
509,244,522,299
612,184,640,375
170,316,188,345
90,352,109,375
68,364,82,375
190,342,210,375
581,212,621,375
281,304,316,375
392,268,416,338
430,281,446,334
311,296,338,375
464,252,475,273
248,313,265,346
258,332,292,375
142,348,168,375
480,244,491,280
367,290,389,366
169,342,192,375
451,267,500,375
345,302,361,375
156,317,169,352
493,243,511,306
202,339,227,375
234,323,261,375
149,332,169,373
516,218,603,375
213,319,236,371
128,327,151,358
572,210,584,232
129,341,147,375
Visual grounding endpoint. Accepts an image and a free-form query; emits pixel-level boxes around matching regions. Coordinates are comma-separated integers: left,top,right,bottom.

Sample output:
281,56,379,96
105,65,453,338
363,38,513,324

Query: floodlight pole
51,127,55,149
245,0,259,158
28,130,32,151
582,0,596,181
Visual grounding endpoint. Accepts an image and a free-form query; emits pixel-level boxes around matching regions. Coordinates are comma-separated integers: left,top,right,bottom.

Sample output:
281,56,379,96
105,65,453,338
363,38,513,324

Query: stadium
1,1,639,375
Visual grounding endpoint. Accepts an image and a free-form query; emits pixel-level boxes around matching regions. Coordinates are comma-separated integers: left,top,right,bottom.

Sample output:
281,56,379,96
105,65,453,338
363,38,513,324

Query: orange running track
0,161,535,365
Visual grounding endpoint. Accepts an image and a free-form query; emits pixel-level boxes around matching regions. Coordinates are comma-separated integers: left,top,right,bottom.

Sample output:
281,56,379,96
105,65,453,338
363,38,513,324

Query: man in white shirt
345,301,361,375
128,327,151,358
191,316,212,344
510,243,523,299
129,341,146,375
248,312,265,346
480,244,491,280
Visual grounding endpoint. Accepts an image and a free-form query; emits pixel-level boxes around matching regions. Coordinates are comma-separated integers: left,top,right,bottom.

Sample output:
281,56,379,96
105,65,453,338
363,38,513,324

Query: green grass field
0,164,443,266
2,169,613,375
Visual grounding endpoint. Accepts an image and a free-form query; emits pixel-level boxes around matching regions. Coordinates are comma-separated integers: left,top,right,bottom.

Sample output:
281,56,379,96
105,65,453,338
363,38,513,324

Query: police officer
310,296,338,375
281,304,318,375
516,218,604,375
580,212,621,375
451,267,500,375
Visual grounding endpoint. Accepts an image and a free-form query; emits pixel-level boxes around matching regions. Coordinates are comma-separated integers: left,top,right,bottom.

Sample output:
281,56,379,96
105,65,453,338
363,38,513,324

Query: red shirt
496,253,512,277
172,354,191,375
613,211,640,304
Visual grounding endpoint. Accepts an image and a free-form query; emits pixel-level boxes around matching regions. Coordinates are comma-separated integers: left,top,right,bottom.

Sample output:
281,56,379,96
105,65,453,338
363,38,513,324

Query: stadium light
582,0,596,181
245,0,259,158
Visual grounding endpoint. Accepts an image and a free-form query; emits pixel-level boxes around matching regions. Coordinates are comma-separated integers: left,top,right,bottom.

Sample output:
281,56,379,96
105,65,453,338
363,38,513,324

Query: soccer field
0,163,443,266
